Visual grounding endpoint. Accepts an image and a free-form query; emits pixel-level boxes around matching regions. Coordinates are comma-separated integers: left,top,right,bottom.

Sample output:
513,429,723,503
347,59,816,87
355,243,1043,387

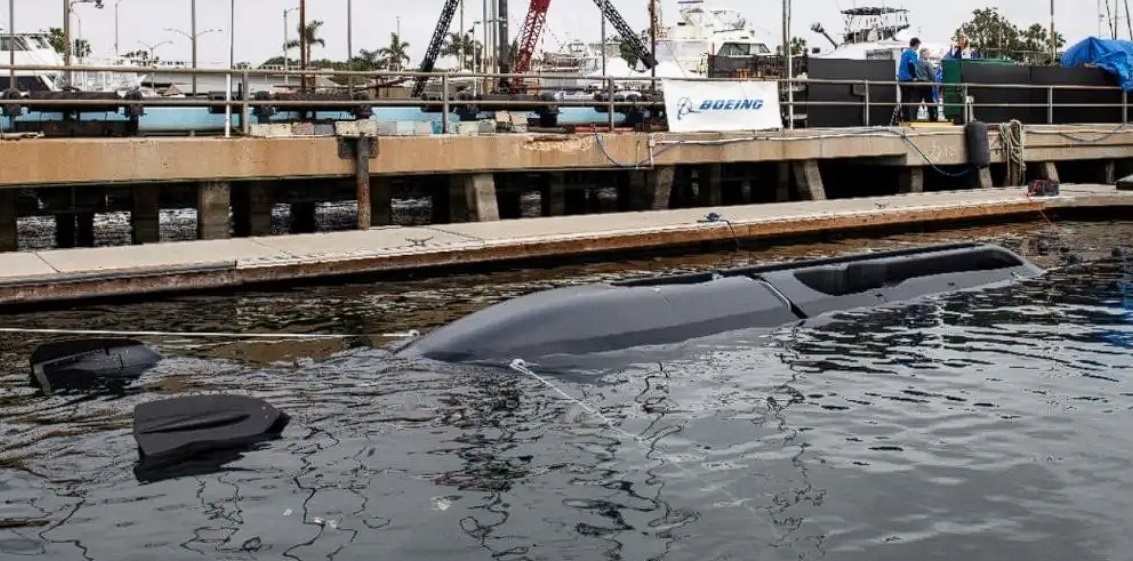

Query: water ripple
2,221,1133,560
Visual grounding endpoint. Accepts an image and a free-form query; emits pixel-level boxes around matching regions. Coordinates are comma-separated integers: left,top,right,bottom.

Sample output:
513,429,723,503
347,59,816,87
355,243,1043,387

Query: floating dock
0,184,1126,307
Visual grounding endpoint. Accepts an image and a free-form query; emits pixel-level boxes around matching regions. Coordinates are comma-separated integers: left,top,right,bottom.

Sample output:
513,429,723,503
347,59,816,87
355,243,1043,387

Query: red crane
512,0,553,75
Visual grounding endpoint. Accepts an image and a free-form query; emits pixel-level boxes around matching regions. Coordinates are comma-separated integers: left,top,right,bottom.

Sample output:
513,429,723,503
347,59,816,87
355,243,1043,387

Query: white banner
662,79,782,133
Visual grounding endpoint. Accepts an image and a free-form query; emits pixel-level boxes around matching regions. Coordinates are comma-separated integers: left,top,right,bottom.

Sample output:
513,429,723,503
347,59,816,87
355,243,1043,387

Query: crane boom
594,0,656,68
513,0,656,76
513,0,552,74
412,0,463,98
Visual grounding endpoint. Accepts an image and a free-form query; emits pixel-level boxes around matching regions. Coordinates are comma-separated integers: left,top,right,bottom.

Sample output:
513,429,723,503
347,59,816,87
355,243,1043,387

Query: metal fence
0,62,1129,137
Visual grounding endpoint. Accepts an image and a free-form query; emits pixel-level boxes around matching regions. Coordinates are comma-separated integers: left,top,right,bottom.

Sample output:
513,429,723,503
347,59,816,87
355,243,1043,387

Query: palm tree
284,20,326,69
441,32,479,70
379,33,411,71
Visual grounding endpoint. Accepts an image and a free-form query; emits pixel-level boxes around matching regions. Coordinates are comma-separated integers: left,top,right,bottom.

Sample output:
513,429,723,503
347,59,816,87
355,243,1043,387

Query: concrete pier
0,123,1130,255
0,184,1126,307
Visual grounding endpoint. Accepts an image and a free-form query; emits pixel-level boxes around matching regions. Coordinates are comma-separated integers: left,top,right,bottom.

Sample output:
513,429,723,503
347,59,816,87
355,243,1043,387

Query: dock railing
0,62,1129,136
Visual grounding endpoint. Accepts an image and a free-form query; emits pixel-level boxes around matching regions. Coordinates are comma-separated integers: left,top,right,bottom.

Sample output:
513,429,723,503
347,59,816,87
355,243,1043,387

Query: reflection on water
1,220,1132,560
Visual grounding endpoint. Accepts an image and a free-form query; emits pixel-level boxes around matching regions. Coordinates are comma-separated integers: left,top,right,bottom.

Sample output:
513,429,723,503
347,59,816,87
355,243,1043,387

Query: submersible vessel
398,242,1044,363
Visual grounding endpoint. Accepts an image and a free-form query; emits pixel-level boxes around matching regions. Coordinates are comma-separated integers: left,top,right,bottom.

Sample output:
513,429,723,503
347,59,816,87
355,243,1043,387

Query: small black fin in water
132,395,289,473
29,338,163,394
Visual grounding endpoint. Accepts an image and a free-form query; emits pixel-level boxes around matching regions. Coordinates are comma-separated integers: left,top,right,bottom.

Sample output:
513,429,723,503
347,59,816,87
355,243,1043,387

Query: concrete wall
1,125,1132,188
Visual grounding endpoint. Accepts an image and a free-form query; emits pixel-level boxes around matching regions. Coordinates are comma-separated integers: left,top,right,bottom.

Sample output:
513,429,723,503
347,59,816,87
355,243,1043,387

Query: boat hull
398,243,1044,364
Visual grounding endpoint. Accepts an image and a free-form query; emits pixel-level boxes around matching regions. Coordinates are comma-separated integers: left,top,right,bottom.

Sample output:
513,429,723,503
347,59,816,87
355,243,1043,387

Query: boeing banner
662,79,782,133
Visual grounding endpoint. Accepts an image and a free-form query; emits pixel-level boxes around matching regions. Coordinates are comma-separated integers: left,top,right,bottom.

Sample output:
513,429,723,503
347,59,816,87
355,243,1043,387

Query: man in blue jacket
898,38,921,122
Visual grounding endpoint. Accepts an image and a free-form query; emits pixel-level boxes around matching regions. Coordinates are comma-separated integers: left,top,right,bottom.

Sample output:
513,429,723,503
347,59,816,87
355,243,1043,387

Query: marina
5,1,1133,559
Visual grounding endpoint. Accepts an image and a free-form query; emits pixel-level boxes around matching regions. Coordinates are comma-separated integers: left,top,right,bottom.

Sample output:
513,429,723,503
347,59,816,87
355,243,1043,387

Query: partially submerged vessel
398,242,1044,364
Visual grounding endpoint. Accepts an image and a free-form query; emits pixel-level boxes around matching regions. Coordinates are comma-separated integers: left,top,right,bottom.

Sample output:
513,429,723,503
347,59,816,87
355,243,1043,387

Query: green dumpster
941,57,1018,121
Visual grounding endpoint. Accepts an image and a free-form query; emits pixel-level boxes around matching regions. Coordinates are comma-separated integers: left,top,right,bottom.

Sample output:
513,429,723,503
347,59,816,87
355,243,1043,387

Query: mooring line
507,358,801,554
0,327,421,340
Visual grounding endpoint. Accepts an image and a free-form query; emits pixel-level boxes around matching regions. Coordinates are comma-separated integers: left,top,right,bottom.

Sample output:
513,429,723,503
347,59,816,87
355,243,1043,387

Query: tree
379,33,411,71
776,37,808,57
44,27,92,58
955,8,1065,64
47,27,65,53
618,38,640,68
442,31,481,70
284,20,326,68
122,49,158,63
258,55,299,68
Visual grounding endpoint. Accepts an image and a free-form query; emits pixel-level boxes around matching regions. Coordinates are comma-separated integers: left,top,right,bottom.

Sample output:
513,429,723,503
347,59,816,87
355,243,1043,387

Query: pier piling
233,182,273,238
792,160,828,200
196,181,232,240
775,163,791,202
449,173,500,222
627,166,676,210
0,191,15,252
55,214,76,249
699,164,724,207
290,201,318,234
371,177,393,227
899,167,925,194
1039,162,1061,183
131,186,161,245
541,173,567,217
354,137,372,230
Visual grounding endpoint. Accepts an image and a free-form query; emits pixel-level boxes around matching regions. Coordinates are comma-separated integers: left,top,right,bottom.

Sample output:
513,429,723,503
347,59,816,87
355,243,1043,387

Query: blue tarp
1060,36,1133,91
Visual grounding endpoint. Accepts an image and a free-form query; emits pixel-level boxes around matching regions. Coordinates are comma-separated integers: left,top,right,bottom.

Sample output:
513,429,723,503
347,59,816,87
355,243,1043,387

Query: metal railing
1,62,1130,137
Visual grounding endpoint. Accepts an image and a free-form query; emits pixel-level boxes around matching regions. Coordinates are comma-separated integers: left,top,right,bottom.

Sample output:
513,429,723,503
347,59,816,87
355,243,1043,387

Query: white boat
535,0,776,92
809,7,949,122
809,7,950,61
0,30,67,91
0,30,157,95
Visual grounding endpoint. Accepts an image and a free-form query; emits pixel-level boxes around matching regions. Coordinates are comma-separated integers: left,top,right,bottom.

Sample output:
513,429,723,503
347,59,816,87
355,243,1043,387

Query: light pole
459,0,465,71
64,0,103,87
114,0,122,56
783,0,794,129
299,0,306,92
224,0,233,137
283,6,298,85
164,26,219,96
8,0,15,90
601,11,607,75
347,0,353,63
138,39,170,60
1050,0,1057,62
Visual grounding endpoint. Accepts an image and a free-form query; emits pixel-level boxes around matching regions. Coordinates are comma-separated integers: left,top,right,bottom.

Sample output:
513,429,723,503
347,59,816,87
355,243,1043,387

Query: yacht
0,30,153,94
652,0,775,77
536,0,776,90
0,30,66,91
809,7,950,61
809,7,949,122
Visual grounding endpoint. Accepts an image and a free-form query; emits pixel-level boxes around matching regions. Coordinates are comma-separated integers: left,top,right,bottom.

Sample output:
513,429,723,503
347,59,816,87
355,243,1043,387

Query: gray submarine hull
398,242,1044,364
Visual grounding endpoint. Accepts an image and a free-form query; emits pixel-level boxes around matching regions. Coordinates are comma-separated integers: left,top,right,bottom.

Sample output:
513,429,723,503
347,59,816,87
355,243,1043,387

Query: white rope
0,327,420,339
507,358,802,554
998,119,1026,186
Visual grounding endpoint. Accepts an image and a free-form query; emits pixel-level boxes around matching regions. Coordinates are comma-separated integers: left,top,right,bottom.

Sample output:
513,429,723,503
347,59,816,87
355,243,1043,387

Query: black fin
29,338,163,394
132,395,289,470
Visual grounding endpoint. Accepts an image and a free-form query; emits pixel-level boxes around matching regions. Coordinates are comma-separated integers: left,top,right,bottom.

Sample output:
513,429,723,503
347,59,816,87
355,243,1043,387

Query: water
2,219,1132,561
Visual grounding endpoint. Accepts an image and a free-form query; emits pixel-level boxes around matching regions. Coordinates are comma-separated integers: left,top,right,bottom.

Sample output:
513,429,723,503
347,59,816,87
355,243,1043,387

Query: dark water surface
2,220,1133,561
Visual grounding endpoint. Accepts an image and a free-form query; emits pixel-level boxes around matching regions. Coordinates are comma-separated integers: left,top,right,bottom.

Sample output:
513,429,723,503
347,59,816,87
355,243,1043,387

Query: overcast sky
0,0,1116,65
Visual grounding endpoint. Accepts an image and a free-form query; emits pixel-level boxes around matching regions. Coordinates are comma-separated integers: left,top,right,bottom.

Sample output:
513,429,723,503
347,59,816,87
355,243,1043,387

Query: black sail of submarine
398,242,1045,363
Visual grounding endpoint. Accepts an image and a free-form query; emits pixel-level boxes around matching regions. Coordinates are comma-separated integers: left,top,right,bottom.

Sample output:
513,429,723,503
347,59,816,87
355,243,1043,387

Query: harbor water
1,219,1132,560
